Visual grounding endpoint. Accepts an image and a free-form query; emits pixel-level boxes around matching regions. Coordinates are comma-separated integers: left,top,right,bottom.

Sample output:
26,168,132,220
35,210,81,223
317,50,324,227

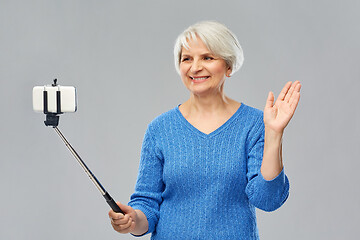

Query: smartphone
33,85,77,113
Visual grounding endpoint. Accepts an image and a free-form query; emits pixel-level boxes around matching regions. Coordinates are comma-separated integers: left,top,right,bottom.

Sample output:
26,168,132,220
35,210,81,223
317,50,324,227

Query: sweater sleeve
244,117,290,212
128,124,164,235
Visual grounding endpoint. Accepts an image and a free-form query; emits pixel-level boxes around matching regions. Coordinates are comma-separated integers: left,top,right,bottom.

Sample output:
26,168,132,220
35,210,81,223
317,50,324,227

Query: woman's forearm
260,127,284,180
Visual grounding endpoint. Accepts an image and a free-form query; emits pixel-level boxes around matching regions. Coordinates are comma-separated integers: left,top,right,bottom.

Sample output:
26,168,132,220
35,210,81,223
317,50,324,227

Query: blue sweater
129,103,289,239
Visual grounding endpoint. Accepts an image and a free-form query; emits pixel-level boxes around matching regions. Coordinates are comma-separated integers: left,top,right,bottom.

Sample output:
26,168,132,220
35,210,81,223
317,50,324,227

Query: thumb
116,202,134,214
265,91,274,108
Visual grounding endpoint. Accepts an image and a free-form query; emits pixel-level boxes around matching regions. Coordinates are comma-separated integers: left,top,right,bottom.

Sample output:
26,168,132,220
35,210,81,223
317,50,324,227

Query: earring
226,68,231,77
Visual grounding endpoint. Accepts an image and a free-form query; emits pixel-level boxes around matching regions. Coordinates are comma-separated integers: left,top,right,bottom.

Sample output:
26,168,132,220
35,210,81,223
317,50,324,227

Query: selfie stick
43,79,124,214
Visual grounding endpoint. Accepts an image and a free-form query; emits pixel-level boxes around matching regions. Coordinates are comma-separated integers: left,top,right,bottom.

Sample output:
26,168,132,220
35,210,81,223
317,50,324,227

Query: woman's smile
190,76,210,83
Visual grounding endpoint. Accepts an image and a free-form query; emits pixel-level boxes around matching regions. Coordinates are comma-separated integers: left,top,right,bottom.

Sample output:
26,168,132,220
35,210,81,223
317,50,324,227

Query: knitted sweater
128,103,289,240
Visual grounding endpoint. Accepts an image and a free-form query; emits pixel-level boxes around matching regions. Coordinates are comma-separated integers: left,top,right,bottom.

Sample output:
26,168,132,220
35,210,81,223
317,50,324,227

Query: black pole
53,126,124,214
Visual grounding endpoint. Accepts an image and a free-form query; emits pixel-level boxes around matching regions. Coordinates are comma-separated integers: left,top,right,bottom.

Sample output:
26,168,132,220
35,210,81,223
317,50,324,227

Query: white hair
174,21,244,76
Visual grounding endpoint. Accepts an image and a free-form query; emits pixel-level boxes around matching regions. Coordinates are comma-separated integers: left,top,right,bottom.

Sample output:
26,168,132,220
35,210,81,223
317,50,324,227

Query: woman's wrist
130,209,149,236
264,125,283,141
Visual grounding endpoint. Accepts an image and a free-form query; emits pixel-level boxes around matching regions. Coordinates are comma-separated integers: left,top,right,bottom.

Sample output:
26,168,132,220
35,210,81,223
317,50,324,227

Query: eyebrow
181,52,214,57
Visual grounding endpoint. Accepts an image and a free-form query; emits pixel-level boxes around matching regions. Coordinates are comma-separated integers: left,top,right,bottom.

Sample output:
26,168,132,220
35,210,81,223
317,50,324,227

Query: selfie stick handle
53,126,124,214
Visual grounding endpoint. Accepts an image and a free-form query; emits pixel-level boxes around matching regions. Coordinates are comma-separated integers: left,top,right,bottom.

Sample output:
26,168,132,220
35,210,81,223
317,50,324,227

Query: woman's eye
204,56,214,60
181,58,190,62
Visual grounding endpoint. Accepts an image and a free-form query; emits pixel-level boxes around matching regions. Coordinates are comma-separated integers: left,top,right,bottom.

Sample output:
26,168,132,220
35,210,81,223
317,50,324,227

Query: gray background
1,0,359,239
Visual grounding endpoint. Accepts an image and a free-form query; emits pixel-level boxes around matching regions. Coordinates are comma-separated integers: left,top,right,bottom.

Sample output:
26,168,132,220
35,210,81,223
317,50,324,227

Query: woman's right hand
109,202,137,234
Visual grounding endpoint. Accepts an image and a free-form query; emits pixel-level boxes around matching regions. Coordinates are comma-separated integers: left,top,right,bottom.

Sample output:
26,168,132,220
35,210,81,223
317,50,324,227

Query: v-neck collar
175,103,245,138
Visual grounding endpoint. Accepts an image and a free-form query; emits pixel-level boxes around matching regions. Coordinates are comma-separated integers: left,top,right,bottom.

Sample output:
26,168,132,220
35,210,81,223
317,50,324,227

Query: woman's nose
190,60,203,73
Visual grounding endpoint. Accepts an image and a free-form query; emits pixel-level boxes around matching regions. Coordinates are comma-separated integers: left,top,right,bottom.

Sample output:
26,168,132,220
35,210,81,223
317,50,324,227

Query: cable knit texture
129,103,289,239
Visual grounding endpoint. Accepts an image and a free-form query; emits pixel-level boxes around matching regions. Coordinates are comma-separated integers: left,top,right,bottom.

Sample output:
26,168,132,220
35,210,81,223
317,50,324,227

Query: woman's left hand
263,81,301,134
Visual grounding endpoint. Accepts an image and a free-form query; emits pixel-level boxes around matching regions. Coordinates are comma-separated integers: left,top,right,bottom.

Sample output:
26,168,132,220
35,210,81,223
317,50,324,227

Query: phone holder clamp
44,79,62,127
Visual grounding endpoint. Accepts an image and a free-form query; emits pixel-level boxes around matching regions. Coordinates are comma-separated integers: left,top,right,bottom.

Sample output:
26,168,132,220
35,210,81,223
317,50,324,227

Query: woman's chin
187,86,216,97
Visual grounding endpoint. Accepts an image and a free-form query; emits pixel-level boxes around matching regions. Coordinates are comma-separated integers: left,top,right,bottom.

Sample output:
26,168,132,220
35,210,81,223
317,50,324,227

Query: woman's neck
181,91,239,117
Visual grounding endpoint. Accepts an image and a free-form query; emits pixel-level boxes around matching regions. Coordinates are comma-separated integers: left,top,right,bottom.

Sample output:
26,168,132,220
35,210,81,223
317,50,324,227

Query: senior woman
109,21,301,239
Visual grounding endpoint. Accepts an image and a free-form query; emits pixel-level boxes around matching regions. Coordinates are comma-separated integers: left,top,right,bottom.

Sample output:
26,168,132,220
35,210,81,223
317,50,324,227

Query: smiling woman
108,21,301,240
173,21,244,77
179,39,231,97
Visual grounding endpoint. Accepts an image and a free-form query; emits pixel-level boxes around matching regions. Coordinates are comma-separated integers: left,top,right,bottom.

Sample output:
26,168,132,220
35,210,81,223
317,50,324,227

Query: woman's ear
226,67,232,77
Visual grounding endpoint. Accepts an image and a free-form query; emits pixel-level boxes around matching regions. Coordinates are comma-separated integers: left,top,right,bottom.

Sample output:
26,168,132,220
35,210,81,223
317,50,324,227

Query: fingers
108,202,132,217
116,202,134,214
276,81,292,103
284,81,301,103
110,214,134,233
265,91,274,108
289,83,301,109
111,213,130,226
109,202,136,234
108,205,124,219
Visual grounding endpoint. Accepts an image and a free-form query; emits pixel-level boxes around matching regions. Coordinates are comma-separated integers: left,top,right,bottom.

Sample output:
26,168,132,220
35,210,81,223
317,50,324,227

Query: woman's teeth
191,77,209,80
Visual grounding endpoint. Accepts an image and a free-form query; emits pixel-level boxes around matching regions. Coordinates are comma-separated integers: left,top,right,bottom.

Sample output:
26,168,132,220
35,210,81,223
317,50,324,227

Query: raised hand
263,81,301,134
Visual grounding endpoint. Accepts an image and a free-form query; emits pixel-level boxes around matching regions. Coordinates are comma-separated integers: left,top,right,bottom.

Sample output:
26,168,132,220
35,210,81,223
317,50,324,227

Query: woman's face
179,38,231,97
